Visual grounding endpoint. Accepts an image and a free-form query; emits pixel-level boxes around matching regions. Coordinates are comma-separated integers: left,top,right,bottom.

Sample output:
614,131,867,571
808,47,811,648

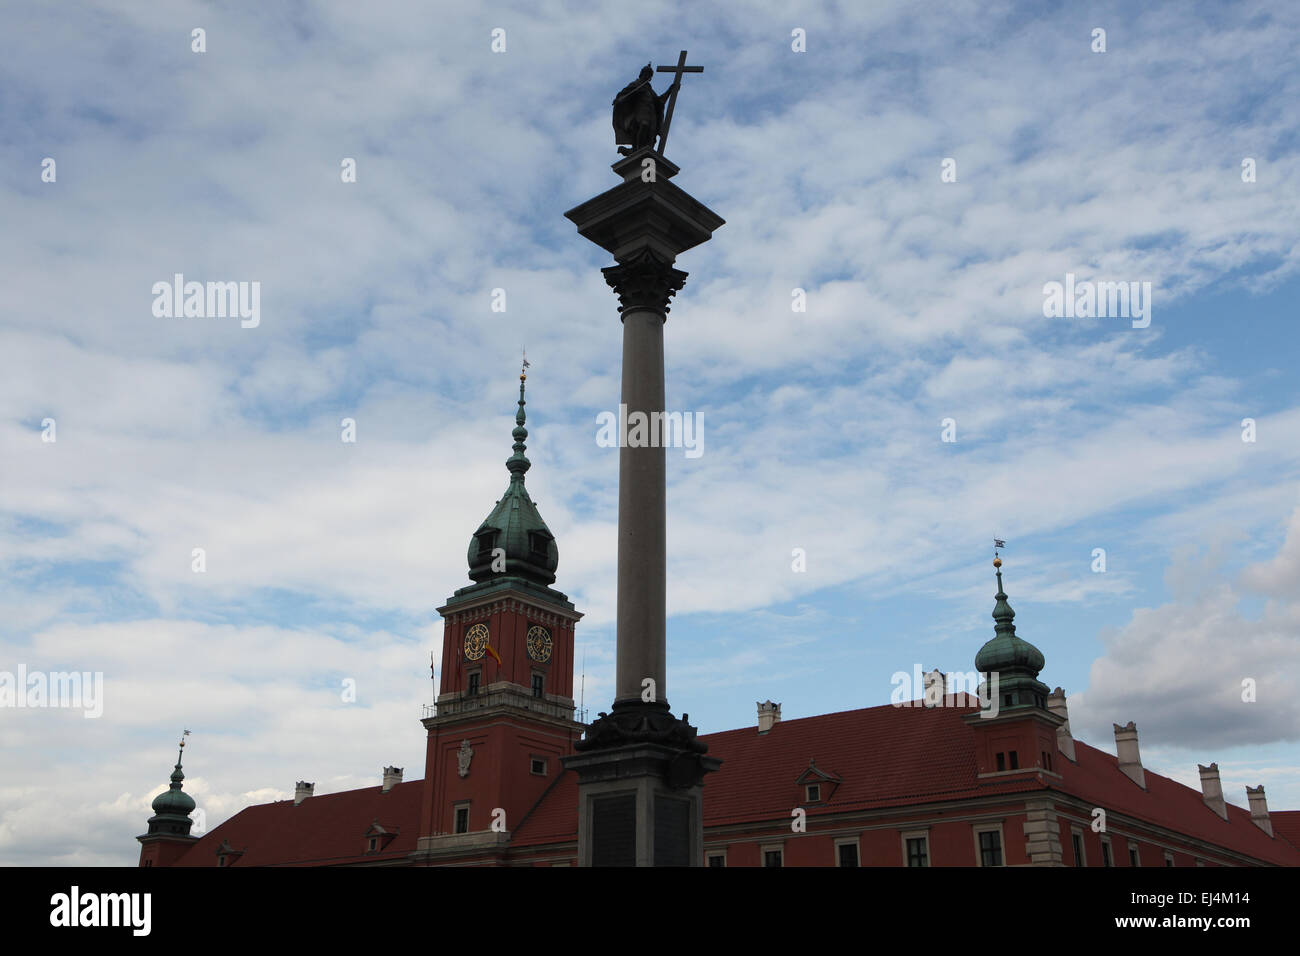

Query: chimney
1198,763,1228,819
382,766,403,792
922,669,946,707
1246,785,1273,837
294,781,314,805
1113,722,1145,788
1046,687,1076,762
757,700,781,734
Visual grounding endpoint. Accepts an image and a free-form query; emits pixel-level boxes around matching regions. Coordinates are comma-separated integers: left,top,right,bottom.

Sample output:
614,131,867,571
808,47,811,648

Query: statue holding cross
611,51,702,156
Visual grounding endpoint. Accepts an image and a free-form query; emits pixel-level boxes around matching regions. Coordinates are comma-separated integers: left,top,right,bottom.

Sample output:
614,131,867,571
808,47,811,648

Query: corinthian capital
601,248,689,316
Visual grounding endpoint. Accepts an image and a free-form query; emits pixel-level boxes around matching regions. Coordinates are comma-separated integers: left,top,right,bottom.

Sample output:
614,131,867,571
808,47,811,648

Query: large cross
655,50,702,155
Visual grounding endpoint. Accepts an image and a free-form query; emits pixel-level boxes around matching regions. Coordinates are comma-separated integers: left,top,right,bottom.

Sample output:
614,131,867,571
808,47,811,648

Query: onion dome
465,369,559,586
974,558,1049,710
145,737,196,837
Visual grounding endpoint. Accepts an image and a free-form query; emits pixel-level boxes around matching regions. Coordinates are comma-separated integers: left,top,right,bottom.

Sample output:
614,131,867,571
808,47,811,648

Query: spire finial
507,357,531,480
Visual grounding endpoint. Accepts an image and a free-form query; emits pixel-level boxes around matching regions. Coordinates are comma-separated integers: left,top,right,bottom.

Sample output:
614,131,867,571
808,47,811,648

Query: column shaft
615,307,666,704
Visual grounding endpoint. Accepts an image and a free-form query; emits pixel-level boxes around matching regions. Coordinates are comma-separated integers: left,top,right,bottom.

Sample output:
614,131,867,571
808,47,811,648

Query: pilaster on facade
1022,799,1065,866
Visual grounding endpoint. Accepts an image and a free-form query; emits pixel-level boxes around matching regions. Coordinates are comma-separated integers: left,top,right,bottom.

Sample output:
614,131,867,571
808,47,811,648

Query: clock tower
413,368,584,864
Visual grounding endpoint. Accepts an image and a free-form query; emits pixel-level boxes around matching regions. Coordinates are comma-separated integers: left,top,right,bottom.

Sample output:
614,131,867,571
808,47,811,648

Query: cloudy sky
2,0,1298,865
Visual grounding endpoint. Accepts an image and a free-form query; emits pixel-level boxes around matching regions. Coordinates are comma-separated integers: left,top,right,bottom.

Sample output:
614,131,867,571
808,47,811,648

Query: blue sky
2,0,1299,865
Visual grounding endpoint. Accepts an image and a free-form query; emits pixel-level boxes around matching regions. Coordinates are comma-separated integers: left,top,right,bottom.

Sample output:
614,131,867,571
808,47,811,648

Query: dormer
796,758,842,805
364,818,399,854
215,838,245,867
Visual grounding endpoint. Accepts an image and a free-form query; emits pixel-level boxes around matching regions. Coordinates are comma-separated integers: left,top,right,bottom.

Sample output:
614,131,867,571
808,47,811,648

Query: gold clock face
463,623,489,661
526,625,552,663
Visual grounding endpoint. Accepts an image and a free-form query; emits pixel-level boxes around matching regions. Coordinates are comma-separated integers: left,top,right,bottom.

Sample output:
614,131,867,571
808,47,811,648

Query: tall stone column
606,251,683,706
562,147,723,866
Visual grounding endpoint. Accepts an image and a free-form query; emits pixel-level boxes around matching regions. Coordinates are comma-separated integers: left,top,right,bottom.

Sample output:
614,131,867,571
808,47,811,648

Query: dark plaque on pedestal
592,794,636,867
654,796,689,866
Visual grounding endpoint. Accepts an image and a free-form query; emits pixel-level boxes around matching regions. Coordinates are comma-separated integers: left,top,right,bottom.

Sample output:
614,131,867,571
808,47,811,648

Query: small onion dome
151,756,196,816
974,560,1048,704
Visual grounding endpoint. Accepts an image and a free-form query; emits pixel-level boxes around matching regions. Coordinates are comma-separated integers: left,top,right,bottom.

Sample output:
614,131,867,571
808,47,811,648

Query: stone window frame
973,822,1005,867
901,828,930,867
705,849,727,868
1128,843,1141,867
1163,850,1175,867
833,835,860,867
760,842,784,868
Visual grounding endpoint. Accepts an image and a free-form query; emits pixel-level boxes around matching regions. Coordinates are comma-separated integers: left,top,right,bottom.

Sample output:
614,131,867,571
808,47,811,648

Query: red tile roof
170,780,423,867
511,772,579,848
167,700,1300,866
700,698,1037,827
1052,740,1299,866
1271,810,1300,851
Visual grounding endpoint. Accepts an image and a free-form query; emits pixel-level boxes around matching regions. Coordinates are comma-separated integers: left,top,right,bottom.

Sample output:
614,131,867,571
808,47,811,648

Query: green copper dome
466,373,559,586
151,754,196,816
974,560,1049,710
143,741,197,838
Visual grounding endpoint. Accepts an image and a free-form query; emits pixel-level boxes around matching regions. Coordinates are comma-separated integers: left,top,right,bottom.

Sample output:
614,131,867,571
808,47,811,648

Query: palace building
137,380,1300,868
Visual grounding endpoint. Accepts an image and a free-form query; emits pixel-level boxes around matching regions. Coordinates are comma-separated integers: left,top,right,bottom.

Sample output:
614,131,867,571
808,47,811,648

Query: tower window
532,673,545,698
475,530,498,559
996,752,1005,772
530,758,546,776
528,530,551,560
1009,751,1018,770
468,672,481,696
454,806,470,834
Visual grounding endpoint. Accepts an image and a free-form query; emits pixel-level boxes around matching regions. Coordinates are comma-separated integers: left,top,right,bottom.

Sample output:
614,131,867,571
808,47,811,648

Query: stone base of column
564,701,720,866
563,741,720,867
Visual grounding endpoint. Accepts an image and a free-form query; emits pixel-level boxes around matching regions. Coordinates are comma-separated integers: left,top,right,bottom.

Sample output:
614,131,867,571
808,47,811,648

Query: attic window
368,837,378,852
475,530,498,559
806,784,821,803
530,758,546,776
528,531,551,559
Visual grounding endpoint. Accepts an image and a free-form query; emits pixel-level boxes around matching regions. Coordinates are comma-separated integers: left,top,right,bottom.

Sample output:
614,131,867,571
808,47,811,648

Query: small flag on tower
485,643,503,667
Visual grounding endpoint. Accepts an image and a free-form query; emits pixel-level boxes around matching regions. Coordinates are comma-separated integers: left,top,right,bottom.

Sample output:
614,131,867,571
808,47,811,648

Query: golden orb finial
993,556,1002,568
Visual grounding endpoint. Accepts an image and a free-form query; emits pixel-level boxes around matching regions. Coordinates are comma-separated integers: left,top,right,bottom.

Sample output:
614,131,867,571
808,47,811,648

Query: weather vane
179,728,191,748
521,348,530,377
612,51,703,156
993,539,1006,558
